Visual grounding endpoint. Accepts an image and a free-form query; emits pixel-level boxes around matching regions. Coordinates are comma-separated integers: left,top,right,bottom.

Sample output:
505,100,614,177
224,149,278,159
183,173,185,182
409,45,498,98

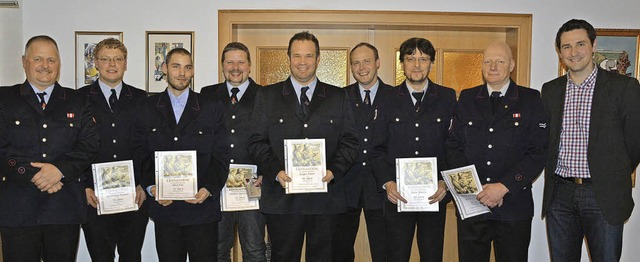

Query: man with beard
0,35,99,261
201,42,267,262
134,48,230,261
371,37,455,262
333,42,390,262
249,31,358,261
78,38,149,262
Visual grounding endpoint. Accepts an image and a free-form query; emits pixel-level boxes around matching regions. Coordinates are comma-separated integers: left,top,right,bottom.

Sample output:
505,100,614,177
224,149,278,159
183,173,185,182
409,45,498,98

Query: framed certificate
92,160,138,215
395,157,439,212
221,164,260,211
154,150,198,200
441,165,490,220
284,138,327,194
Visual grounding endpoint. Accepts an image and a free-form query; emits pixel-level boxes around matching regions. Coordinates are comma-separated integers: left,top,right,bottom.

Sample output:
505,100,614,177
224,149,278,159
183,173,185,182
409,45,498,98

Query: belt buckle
574,178,583,185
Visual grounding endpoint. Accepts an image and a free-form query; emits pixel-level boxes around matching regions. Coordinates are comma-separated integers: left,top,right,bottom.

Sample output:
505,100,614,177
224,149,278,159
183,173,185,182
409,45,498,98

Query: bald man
446,41,547,262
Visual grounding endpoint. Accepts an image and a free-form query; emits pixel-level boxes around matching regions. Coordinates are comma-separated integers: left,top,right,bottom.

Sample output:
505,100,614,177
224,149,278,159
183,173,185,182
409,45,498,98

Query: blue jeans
217,210,267,262
546,177,623,262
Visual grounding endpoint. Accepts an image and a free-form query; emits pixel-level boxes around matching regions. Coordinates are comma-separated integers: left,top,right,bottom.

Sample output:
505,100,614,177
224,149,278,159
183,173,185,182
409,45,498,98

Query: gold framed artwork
74,31,123,89
256,47,349,87
558,28,640,80
145,31,195,93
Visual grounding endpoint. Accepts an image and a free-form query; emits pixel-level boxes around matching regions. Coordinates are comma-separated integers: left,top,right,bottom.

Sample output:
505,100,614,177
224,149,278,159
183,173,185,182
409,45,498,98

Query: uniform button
363,138,368,142
415,123,419,127
112,139,117,144
363,150,367,154
230,159,235,163
486,178,491,182
365,126,369,130
69,123,74,127
487,161,491,166
42,124,48,128
15,121,20,125
279,119,283,123
304,124,308,128
230,144,235,148
231,129,235,133
415,137,420,141
112,123,116,127
174,137,178,141
113,154,117,159
42,138,47,143
2,177,5,181
468,121,473,126
489,128,494,132
330,120,334,124
232,115,236,119
42,153,47,158
198,131,203,135
514,122,519,126
437,118,441,122
487,144,492,149
395,118,400,122
362,162,367,166
415,151,419,155
152,128,157,132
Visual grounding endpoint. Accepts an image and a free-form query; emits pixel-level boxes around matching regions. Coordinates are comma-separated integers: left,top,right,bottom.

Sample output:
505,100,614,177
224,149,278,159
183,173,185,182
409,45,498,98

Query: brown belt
556,174,591,185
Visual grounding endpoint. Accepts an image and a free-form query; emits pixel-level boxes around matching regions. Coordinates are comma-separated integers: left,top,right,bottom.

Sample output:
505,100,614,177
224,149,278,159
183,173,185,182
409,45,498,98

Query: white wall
2,0,639,261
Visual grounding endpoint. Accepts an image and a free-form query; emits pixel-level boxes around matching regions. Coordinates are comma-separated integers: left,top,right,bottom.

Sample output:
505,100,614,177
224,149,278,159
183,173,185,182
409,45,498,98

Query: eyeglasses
97,57,125,64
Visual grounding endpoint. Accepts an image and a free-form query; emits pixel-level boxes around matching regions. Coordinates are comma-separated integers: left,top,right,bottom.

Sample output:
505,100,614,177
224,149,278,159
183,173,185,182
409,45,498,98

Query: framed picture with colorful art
145,31,194,93
75,31,123,89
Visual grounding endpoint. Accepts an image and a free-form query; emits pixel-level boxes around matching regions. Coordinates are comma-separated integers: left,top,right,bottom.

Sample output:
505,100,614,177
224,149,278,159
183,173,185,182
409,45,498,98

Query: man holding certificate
134,48,230,261
371,37,455,262
78,38,149,262
446,41,547,262
249,31,359,261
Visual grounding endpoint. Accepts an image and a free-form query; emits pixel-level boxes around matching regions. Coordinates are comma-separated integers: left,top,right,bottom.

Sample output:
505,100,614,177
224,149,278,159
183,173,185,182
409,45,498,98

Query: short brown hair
94,38,128,59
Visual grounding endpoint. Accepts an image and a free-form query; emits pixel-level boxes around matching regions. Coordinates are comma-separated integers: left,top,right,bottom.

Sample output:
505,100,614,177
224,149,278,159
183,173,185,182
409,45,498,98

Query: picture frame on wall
557,28,640,80
145,31,195,93
75,31,123,89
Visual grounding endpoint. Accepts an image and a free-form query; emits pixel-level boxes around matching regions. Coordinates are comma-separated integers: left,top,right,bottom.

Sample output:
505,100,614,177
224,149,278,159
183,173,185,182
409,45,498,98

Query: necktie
300,86,310,117
412,92,424,112
37,92,47,110
490,91,502,115
230,87,240,105
109,89,118,111
363,90,371,108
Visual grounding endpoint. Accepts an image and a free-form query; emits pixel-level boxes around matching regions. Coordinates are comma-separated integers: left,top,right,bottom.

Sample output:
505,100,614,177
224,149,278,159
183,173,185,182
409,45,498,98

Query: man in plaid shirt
541,19,640,261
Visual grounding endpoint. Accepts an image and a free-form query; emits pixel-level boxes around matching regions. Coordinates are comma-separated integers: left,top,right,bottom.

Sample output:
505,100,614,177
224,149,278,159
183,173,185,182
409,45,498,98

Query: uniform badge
512,113,521,118
539,123,547,129
67,113,75,119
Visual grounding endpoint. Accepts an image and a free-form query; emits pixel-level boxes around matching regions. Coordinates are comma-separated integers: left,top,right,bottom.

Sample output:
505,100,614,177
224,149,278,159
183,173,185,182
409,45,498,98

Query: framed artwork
145,31,194,93
557,29,640,80
75,31,123,89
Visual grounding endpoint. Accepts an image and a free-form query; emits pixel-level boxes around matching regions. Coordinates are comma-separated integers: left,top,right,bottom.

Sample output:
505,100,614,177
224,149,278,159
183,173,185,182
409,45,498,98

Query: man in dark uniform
371,37,454,262
333,42,390,262
201,42,267,262
133,48,229,262
446,41,547,262
249,31,359,262
0,35,99,261
78,38,149,262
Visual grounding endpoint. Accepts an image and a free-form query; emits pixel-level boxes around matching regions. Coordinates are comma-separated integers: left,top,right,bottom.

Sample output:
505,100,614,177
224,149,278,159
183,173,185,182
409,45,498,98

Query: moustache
229,69,243,74
36,67,53,74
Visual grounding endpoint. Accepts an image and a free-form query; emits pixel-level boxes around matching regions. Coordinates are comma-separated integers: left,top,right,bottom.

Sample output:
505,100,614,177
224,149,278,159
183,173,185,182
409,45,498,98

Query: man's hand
428,180,447,204
185,188,211,204
151,186,173,206
276,170,291,189
86,188,99,208
135,185,146,206
46,182,63,194
30,162,63,192
384,181,407,204
477,183,509,208
322,170,334,183
253,176,263,187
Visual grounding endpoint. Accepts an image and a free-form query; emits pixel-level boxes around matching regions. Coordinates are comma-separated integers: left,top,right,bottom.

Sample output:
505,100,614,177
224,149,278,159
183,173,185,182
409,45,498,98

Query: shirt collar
98,80,123,100
291,77,317,102
407,80,429,103
29,83,55,104
486,80,510,97
359,79,380,104
226,79,250,101
567,63,598,88
168,89,190,107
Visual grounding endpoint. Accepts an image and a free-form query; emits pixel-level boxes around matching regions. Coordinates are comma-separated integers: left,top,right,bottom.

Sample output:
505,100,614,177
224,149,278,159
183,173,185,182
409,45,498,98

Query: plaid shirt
555,66,598,178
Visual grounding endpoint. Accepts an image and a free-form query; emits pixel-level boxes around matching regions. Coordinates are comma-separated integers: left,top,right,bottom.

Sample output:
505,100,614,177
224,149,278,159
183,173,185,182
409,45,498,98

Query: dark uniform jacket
372,80,456,192
0,81,99,226
341,79,392,210
447,82,547,221
78,81,147,190
541,69,640,225
248,77,359,214
200,78,260,166
133,89,229,225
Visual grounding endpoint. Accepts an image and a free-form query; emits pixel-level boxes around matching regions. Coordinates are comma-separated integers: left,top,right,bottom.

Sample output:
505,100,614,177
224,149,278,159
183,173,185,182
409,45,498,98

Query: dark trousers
154,221,218,262
0,224,80,262
82,203,149,262
384,200,446,262
218,210,267,262
267,214,336,262
546,177,623,262
332,208,385,262
457,215,531,262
